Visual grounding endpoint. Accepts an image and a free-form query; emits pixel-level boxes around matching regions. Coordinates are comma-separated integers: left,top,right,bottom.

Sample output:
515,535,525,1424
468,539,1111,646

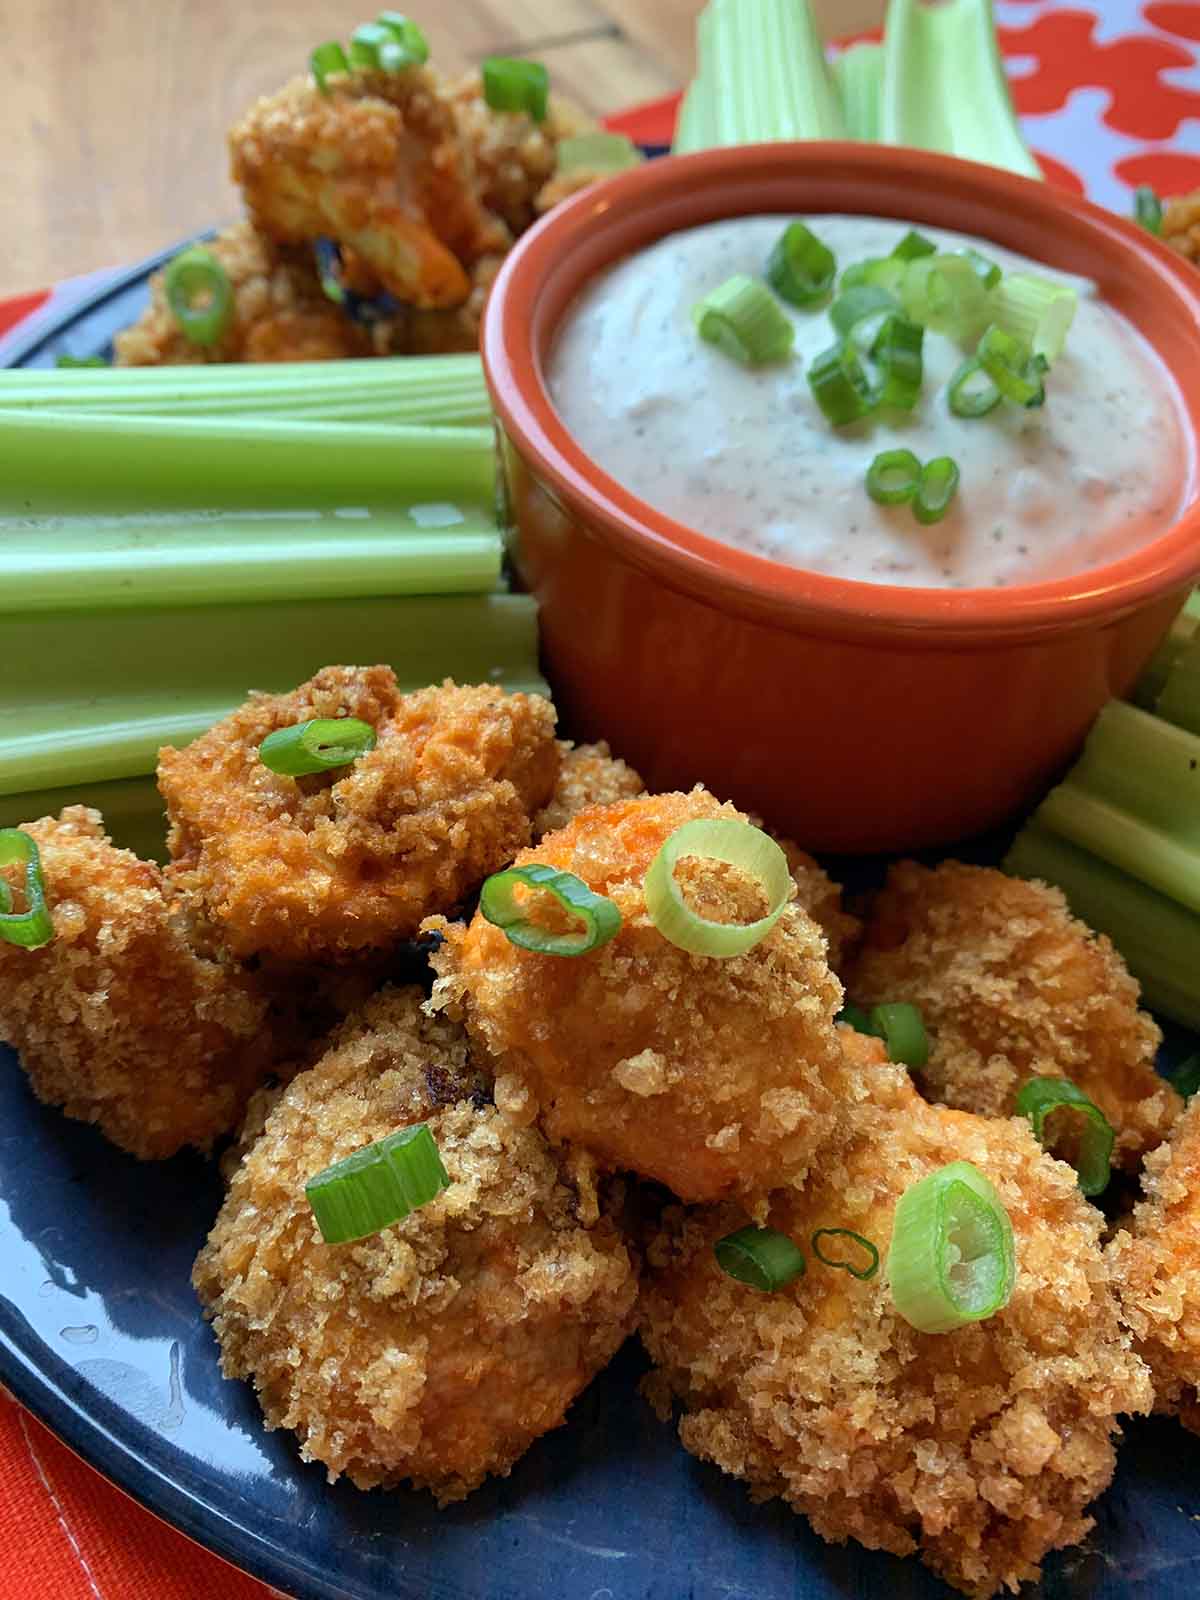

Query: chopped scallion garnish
840,256,907,296
865,449,921,507
1014,1076,1114,1197
891,228,937,262
867,1000,930,1066
811,1228,880,1280
869,313,924,409
715,1225,806,1292
947,355,1002,418
259,717,377,776
479,864,621,956
377,12,430,67
555,132,643,173
976,322,1046,407
643,818,791,958
482,56,550,121
1173,1054,1200,1100
808,340,873,425
54,355,108,369
837,1003,873,1033
988,274,1077,367
163,247,234,348
692,275,795,367
960,247,1002,291
1134,185,1163,236
765,221,836,307
914,455,960,526
306,1124,450,1244
830,284,899,342
310,40,350,92
901,254,988,339
348,20,392,69
887,1160,1016,1334
0,829,54,949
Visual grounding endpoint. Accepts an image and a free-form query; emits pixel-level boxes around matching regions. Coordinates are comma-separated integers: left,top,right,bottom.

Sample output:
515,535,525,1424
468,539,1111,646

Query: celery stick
673,80,718,155
1005,824,1200,1031
0,594,547,796
1155,633,1200,736
0,777,169,864
2,512,501,612
880,0,1041,180
0,411,495,509
833,42,883,142
1067,701,1200,843
1131,593,1199,710
1036,780,1200,914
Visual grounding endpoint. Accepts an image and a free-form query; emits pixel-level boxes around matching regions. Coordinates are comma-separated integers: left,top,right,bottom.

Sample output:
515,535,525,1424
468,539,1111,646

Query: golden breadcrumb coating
0,808,270,1159
640,1063,1152,1599
442,72,597,237
160,668,559,964
532,740,646,838
849,861,1177,1167
774,836,860,975
1162,189,1200,266
194,986,638,1501
1108,1095,1200,1431
428,788,898,1204
229,67,508,309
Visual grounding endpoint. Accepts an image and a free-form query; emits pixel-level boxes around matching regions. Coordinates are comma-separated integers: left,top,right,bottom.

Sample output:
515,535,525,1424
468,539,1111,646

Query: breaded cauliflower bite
532,740,646,838
429,788,897,1204
849,861,1178,1167
194,987,638,1500
640,1064,1152,1599
229,67,508,310
0,808,270,1159
1108,1095,1200,1431
159,668,560,963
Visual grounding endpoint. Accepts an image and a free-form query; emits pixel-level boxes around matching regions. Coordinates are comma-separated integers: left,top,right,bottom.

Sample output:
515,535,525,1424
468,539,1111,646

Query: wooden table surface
2,0,884,298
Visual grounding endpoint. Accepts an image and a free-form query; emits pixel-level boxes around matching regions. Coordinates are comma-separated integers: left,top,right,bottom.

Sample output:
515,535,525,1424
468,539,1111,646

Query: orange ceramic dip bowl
483,143,1200,852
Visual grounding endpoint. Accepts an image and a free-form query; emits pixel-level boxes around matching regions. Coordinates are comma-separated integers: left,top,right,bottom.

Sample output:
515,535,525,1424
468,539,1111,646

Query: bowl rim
483,141,1200,643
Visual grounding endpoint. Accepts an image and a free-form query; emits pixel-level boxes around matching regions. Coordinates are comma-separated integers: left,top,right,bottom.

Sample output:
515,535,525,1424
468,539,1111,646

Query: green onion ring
976,323,1046,408
163,247,234,347
482,56,550,121
692,275,795,366
830,283,900,342
913,456,960,526
870,313,924,410
959,247,1002,290
479,864,621,956
306,1124,450,1244
887,1160,1016,1334
865,449,921,507
841,256,907,296
947,356,1002,418
808,339,874,426
310,40,350,92
1014,1076,1115,1197
714,1225,806,1292
765,221,837,308
1134,185,1163,236
349,20,391,68
643,818,791,958
837,1003,873,1033
0,829,55,949
866,1001,929,1067
377,11,430,67
811,1228,880,1280
891,228,937,263
259,718,377,776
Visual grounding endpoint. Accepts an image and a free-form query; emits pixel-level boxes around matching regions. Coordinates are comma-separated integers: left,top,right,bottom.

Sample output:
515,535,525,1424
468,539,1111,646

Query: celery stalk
3,512,501,612
1155,634,1200,736
1036,781,1200,914
0,777,170,864
673,81,717,155
0,594,548,796
1131,592,1199,710
880,0,1041,180
833,43,883,142
1067,701,1200,842
1005,825,1200,1032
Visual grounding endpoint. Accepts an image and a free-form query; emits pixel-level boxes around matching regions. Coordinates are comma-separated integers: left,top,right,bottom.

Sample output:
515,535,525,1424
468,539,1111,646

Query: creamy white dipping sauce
548,214,1190,589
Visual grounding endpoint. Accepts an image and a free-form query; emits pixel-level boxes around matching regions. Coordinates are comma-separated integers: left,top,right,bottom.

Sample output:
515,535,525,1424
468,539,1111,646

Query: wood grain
1,0,884,297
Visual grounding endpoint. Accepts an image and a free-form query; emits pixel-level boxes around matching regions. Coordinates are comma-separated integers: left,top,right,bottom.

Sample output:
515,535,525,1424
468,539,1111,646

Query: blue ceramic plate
3,223,1200,1600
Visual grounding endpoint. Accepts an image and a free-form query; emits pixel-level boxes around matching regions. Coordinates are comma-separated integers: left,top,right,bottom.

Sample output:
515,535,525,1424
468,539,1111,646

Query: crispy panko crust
532,740,646,838
229,67,509,309
849,861,1177,1167
194,986,638,1500
774,836,860,975
0,808,271,1159
428,787,898,1205
442,71,597,237
1162,190,1200,266
160,669,560,964
640,1062,1152,1599
1108,1095,1200,1430
113,221,373,366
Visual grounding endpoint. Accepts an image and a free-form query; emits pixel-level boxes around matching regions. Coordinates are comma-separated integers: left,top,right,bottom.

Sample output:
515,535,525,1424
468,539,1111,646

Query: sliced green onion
870,314,924,410
376,12,430,67
914,456,960,526
891,228,937,262
643,818,791,958
482,57,549,121
1173,1054,1200,1100
812,1228,880,1280
163,247,234,348
348,21,391,69
808,340,873,425
1014,1076,1114,1197
0,829,54,949
306,1124,450,1244
868,1001,930,1066
866,449,921,507
479,863,621,956
54,355,108,369
765,221,836,308
947,355,1002,418
840,256,907,296
692,275,795,367
988,274,1077,367
310,40,350,91
830,284,899,341
837,1003,873,1033
901,253,989,339
555,132,643,173
976,323,1045,407
714,1225,806,1292
259,717,377,776
887,1160,1016,1334
1134,185,1163,236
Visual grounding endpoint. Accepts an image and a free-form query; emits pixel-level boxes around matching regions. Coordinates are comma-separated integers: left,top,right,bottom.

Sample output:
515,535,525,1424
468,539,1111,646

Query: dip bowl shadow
483,142,1200,852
